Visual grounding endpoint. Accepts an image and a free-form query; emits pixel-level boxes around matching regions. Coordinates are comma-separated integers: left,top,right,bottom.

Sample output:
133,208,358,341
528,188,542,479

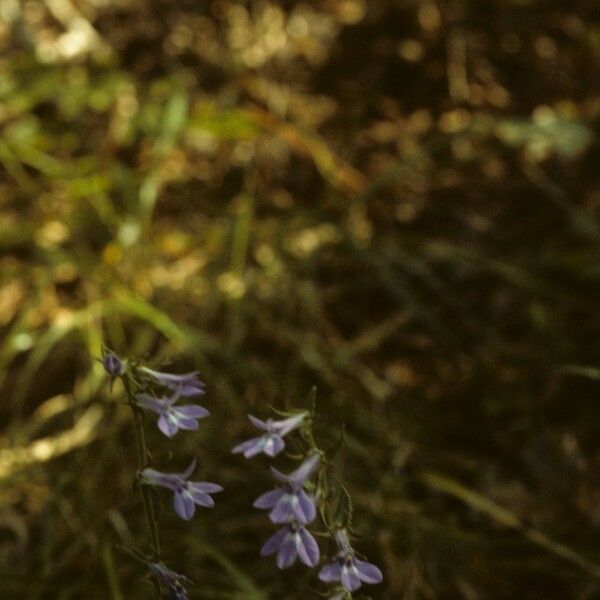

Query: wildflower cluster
232,396,382,598
233,411,321,567
104,345,381,598
257,454,321,568
102,349,222,598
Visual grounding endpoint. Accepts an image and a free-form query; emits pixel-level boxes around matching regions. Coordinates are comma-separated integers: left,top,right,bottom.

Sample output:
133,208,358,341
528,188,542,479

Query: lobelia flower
135,392,209,438
170,588,189,600
140,460,223,520
169,587,189,600
260,521,320,569
232,412,307,458
148,561,190,600
318,529,383,592
140,366,205,397
254,453,320,524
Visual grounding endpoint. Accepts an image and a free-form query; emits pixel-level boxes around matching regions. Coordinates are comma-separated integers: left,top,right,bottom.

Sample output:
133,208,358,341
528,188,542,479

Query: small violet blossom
318,529,383,592
140,366,205,397
254,453,320,524
148,562,190,600
260,522,320,569
102,351,125,378
232,412,307,458
140,460,223,520
135,392,209,438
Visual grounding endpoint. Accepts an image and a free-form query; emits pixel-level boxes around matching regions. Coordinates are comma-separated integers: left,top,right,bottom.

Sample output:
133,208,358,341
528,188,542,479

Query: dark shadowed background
1,0,600,598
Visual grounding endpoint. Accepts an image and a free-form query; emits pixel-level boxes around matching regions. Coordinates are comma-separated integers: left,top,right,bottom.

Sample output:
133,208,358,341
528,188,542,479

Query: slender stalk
101,542,124,600
123,374,162,599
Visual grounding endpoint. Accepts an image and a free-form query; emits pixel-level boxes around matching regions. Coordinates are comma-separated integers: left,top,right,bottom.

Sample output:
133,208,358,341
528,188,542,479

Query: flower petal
141,368,205,397
174,490,196,520
277,532,298,569
232,436,266,457
174,404,209,419
180,459,197,480
269,466,289,483
135,393,169,414
186,487,214,508
247,414,269,430
287,454,320,487
253,488,285,509
192,482,223,494
340,564,362,591
260,527,287,557
334,529,353,554
295,489,316,524
319,561,342,583
269,494,296,523
273,412,307,436
244,445,266,458
167,412,199,432
270,454,320,486
148,562,189,587
297,527,319,567
158,414,178,437
177,381,206,397
355,560,383,584
263,434,285,457
140,468,180,490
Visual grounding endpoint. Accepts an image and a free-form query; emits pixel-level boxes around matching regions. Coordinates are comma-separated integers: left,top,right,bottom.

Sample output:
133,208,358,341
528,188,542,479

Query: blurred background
1,0,599,598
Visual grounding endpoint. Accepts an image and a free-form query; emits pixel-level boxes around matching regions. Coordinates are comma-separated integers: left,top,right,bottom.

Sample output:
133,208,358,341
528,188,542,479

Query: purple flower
141,366,206,397
140,460,223,520
135,392,209,438
169,588,189,600
103,351,125,378
254,454,320,524
260,522,320,569
232,413,307,458
148,562,189,599
148,562,189,600
318,529,383,592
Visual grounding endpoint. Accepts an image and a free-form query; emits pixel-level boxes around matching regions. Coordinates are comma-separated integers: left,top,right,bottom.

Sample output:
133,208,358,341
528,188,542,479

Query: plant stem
101,542,124,600
123,374,162,599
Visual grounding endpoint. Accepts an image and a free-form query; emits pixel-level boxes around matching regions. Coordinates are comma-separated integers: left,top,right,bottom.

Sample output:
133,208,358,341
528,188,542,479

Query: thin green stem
101,542,124,600
123,374,162,599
